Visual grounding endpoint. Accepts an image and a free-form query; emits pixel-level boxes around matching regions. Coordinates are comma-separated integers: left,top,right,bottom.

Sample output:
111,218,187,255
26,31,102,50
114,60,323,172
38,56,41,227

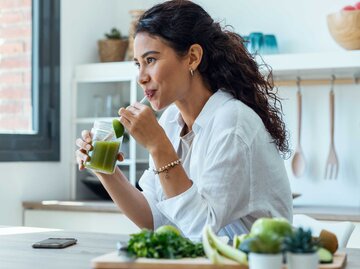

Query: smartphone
32,238,77,249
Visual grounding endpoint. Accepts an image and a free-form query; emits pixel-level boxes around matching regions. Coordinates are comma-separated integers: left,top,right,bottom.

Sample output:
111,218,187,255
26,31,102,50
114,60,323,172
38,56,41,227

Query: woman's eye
134,62,140,68
146,57,156,64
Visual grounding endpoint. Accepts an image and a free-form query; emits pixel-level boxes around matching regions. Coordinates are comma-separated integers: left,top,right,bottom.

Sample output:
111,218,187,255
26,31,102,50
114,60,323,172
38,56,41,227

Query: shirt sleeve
156,130,252,240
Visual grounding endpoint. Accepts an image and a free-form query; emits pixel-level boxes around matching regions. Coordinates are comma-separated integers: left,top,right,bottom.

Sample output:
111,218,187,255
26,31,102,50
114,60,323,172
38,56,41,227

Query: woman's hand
75,130,125,171
118,102,166,153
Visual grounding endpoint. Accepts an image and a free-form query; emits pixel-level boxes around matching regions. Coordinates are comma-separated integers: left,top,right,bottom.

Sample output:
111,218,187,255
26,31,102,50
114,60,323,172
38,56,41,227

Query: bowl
327,10,360,50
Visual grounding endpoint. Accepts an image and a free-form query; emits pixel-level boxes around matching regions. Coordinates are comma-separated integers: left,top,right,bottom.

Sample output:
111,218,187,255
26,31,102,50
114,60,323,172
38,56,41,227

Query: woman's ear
188,44,203,71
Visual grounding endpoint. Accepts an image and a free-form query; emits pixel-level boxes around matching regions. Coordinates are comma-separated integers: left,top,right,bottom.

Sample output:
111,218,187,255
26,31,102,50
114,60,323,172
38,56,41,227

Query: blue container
262,34,279,54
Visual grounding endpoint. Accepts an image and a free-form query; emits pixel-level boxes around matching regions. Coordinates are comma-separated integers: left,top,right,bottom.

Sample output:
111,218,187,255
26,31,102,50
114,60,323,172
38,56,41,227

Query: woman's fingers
75,130,92,150
81,130,92,143
75,130,92,171
77,156,84,170
76,149,90,170
117,152,125,162
119,107,137,120
76,149,89,162
75,138,92,151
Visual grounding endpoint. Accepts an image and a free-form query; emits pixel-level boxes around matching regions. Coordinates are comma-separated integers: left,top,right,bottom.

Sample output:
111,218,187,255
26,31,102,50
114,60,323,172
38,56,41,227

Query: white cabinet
71,62,148,200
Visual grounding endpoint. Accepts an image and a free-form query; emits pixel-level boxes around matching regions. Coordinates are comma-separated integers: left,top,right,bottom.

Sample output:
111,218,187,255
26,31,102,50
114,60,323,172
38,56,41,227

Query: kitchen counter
294,205,360,222
1,226,360,269
23,200,360,222
23,200,120,213
23,201,360,222
0,226,127,269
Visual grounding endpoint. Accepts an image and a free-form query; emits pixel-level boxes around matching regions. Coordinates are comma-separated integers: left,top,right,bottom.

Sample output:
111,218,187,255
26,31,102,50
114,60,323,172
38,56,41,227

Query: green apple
250,217,292,238
155,225,181,236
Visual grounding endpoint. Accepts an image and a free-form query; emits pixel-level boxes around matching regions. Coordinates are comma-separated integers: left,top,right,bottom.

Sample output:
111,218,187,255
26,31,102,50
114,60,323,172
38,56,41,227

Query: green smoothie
85,140,120,174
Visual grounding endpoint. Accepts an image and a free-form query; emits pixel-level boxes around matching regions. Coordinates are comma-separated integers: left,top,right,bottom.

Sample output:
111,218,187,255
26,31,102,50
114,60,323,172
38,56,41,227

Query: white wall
0,0,122,226
0,0,357,226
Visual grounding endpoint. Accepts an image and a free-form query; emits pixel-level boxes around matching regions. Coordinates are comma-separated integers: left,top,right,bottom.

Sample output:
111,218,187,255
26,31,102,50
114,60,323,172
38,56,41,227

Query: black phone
32,238,77,249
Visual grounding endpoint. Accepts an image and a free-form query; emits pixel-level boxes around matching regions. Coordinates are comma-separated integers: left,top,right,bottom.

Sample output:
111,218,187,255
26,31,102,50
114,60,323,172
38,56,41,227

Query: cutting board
91,251,347,269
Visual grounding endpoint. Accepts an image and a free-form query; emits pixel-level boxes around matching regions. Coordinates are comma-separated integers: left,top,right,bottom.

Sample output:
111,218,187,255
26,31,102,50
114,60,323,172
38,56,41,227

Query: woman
76,0,292,241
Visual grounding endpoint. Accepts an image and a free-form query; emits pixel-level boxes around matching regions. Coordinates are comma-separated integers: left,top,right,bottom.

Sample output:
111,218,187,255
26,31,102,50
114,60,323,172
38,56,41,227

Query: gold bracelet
153,159,181,179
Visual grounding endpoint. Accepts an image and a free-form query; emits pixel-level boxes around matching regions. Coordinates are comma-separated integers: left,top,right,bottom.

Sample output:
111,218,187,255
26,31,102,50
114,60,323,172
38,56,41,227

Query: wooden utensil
324,78,339,180
291,80,306,178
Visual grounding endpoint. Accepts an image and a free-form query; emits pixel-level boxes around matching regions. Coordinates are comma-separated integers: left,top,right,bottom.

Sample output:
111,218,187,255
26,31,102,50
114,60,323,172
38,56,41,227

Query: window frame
0,0,60,161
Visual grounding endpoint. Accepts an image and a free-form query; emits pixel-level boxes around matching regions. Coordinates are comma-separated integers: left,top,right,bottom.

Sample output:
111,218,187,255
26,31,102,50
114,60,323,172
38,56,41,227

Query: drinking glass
262,34,279,54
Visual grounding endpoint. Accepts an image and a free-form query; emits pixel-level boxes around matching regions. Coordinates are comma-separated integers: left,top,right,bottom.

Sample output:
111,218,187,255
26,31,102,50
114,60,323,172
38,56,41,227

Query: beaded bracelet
153,159,182,179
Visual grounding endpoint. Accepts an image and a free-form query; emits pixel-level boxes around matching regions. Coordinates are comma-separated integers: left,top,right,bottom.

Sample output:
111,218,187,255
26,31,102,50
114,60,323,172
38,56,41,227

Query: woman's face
133,32,191,111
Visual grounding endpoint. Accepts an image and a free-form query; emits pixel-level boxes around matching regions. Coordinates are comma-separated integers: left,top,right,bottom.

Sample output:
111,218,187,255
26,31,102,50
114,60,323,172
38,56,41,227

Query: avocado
317,247,333,264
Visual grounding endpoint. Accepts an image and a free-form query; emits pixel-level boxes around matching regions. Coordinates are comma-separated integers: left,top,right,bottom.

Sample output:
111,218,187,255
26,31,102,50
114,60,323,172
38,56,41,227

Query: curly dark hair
135,0,289,157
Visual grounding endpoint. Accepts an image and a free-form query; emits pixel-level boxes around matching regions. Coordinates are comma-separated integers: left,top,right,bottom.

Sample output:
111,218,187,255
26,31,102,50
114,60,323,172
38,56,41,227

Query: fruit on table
202,226,231,264
317,229,338,254
250,217,293,238
202,225,248,265
317,247,333,263
233,233,249,249
155,225,181,236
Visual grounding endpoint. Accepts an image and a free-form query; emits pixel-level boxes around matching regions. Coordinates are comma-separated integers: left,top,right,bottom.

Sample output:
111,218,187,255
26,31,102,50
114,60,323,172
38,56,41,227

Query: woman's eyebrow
134,50,160,61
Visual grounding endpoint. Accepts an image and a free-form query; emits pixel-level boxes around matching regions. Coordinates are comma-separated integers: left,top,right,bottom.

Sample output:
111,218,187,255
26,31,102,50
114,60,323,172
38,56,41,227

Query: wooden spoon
291,88,306,178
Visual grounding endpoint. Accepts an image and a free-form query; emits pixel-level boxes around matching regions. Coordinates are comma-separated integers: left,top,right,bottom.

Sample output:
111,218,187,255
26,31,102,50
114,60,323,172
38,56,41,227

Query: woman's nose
138,70,150,85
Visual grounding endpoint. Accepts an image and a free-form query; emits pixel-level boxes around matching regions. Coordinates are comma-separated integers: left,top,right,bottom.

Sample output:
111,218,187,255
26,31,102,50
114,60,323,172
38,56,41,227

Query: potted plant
283,227,319,269
239,233,283,269
98,28,128,62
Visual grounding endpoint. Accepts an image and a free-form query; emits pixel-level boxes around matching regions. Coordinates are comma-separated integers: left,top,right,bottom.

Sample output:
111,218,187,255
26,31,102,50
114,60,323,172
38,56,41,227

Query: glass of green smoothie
84,120,123,174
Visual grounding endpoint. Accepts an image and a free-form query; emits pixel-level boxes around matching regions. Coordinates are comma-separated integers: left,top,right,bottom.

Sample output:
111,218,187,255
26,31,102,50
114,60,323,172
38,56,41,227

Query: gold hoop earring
190,68,194,77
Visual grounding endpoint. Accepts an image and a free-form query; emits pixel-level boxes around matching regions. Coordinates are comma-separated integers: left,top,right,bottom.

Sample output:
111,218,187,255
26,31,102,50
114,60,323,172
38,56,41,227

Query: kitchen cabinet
71,62,149,200
22,201,140,234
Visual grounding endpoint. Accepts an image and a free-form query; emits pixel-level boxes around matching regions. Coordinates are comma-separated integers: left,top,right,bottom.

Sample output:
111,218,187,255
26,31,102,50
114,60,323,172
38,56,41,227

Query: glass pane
0,0,33,134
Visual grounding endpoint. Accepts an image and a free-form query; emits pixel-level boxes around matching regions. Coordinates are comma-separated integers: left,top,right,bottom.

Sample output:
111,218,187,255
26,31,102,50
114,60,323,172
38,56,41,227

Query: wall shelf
260,51,360,82
74,51,360,84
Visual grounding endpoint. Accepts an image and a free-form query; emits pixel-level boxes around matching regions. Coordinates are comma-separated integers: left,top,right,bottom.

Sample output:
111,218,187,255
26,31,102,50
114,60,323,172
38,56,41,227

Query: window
0,0,60,161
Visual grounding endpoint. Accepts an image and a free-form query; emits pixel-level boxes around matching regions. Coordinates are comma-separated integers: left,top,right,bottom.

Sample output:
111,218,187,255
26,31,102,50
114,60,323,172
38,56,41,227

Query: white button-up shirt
139,90,292,241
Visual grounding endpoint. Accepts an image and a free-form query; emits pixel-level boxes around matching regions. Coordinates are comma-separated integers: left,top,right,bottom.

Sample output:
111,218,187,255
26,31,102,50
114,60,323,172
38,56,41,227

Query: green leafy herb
282,227,319,253
239,233,282,254
127,229,204,259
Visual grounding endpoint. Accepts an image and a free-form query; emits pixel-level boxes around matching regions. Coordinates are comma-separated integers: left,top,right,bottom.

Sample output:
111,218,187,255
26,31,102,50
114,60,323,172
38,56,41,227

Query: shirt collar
167,89,234,133
193,89,233,133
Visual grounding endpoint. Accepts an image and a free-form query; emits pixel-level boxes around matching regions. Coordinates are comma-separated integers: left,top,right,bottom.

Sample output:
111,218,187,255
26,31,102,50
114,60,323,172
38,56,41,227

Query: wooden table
0,226,128,269
1,226,360,269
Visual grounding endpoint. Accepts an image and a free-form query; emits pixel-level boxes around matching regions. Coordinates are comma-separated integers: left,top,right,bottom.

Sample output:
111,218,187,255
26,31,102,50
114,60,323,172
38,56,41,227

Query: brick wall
0,0,32,133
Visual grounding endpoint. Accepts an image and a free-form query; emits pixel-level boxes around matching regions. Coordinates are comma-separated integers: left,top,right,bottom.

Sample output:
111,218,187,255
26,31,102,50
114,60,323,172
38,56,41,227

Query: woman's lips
145,90,156,99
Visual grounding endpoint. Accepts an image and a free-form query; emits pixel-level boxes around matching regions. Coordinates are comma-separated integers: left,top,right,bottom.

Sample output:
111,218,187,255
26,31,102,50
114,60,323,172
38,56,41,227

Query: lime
112,119,124,138
155,225,181,236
